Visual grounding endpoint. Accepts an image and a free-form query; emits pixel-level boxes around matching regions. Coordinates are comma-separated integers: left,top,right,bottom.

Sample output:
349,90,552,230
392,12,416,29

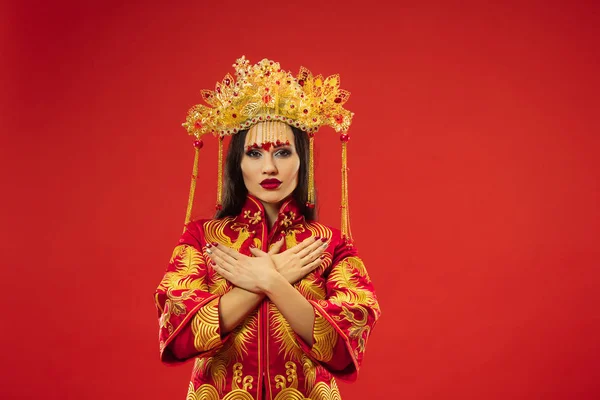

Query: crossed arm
207,237,328,346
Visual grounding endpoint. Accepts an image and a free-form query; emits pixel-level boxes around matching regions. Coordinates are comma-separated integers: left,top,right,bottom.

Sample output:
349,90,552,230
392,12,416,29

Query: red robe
155,195,381,399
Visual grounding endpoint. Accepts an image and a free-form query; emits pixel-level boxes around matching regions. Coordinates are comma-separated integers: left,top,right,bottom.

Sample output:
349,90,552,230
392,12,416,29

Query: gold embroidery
282,224,304,248
328,257,379,310
156,245,208,334
159,290,201,335
231,363,254,391
158,245,207,292
269,303,303,362
302,354,316,393
186,362,255,400
272,362,341,400
274,361,299,390
204,218,251,251
310,311,338,363
307,377,342,400
326,256,380,361
191,297,221,352
295,271,327,300
279,211,296,228
208,311,258,394
304,222,332,243
243,210,262,224
193,357,208,378
339,305,371,355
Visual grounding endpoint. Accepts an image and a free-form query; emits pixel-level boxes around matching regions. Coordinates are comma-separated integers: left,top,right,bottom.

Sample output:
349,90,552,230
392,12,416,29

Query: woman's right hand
269,236,329,284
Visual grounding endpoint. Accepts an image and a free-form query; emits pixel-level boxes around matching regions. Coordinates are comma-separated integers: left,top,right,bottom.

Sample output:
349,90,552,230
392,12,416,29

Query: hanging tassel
306,133,315,208
184,139,204,232
216,135,224,210
340,133,352,244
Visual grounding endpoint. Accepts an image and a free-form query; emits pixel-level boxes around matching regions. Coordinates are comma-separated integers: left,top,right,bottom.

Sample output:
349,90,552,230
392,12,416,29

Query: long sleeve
294,234,381,382
154,220,229,364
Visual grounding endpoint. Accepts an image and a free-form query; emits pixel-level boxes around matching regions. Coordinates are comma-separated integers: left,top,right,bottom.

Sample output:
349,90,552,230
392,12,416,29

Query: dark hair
215,126,316,221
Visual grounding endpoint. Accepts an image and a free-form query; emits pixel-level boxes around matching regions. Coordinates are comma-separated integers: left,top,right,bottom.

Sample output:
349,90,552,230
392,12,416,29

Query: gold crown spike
182,56,354,139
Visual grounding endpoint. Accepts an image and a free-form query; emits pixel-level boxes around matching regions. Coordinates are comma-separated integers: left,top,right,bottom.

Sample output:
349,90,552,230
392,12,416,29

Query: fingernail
322,243,328,248
321,238,327,242
212,242,218,247
315,236,321,240
320,255,326,259
206,249,212,254
206,243,212,248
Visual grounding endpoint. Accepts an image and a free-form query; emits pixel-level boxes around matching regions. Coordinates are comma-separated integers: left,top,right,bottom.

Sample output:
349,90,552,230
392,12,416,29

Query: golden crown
182,56,354,138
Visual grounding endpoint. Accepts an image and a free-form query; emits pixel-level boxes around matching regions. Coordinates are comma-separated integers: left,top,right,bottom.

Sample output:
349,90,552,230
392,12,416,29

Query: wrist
259,270,286,295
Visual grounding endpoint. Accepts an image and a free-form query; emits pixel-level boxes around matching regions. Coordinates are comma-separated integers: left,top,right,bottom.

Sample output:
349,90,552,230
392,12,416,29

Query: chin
252,189,291,205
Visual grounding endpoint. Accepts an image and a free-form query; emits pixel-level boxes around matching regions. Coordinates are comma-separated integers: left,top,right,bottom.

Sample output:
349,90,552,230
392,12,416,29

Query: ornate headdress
181,56,354,242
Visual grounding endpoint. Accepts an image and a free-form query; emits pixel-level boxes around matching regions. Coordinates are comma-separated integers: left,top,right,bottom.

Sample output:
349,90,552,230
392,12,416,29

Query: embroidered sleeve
154,221,229,364
295,234,381,382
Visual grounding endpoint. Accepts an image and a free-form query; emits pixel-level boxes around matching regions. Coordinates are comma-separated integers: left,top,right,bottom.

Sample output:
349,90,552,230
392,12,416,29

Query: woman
155,57,380,400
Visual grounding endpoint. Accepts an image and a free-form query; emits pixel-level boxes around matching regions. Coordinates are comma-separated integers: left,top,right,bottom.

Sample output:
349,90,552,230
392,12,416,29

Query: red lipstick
260,179,282,189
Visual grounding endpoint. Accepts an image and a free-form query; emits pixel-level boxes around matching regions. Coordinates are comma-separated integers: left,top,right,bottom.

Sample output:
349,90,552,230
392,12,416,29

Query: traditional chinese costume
155,195,381,400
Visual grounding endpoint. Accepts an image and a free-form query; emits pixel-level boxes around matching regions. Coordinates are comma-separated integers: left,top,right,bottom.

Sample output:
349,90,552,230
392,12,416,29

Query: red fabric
154,194,381,399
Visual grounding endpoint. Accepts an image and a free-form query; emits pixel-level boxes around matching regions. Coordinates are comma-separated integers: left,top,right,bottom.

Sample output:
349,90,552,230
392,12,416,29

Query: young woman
155,57,381,400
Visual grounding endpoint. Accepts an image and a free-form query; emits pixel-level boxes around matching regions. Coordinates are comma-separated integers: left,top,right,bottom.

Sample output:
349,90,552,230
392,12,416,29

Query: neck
261,201,281,229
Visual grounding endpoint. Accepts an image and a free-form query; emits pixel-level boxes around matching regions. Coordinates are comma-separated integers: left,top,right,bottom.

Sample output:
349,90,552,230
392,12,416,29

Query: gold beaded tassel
340,133,353,243
306,133,315,208
216,135,224,210
184,139,204,231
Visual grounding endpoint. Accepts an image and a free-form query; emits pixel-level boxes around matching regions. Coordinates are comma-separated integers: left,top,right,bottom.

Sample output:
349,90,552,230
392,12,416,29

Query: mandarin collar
236,194,304,232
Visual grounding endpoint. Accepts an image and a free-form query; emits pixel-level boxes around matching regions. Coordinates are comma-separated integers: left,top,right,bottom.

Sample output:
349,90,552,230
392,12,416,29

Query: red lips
260,178,282,189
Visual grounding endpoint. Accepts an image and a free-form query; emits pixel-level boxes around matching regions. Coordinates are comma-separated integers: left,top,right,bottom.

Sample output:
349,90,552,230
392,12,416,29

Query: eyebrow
244,143,294,152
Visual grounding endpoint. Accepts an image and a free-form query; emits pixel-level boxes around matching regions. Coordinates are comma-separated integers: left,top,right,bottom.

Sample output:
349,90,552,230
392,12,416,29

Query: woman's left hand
205,242,279,293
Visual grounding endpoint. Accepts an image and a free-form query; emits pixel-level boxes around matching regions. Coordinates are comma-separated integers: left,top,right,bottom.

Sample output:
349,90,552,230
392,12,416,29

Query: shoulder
178,218,211,248
179,216,240,246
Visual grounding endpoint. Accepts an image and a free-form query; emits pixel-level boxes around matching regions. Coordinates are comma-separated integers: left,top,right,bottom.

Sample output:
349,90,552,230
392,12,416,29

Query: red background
1,1,599,399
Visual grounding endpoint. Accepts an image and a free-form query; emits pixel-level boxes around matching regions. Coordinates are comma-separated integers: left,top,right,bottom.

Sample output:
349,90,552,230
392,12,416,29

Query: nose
261,153,278,175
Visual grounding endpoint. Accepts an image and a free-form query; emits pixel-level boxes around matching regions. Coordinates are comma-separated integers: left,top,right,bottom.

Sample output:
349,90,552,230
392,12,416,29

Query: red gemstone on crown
340,133,350,142
303,109,308,114
334,97,342,103
193,140,204,149
194,121,202,129
232,114,237,118
305,202,315,209
263,95,272,103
